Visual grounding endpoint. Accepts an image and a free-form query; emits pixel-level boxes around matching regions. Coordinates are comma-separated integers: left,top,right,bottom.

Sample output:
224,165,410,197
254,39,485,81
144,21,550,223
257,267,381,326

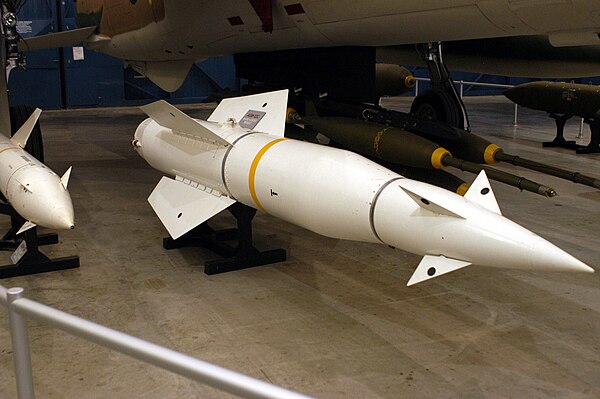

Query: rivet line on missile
248,138,288,212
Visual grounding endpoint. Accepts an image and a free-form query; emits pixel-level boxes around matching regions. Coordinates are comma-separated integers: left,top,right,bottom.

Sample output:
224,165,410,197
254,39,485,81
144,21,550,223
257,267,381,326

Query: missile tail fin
148,177,235,239
140,100,230,147
407,255,472,286
17,221,37,235
11,108,42,148
464,171,502,215
208,89,288,137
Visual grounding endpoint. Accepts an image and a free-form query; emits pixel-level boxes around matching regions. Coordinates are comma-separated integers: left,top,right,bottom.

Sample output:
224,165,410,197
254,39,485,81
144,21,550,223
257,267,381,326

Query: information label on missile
11,240,27,264
240,110,266,130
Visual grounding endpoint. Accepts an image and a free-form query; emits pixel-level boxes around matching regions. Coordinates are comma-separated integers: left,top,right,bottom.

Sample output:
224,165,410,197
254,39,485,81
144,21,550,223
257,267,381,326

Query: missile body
504,81,600,118
133,90,593,286
0,109,74,234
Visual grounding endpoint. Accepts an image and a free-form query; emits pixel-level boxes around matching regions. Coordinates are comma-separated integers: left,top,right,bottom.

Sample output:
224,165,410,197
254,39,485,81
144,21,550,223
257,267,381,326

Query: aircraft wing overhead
208,90,289,137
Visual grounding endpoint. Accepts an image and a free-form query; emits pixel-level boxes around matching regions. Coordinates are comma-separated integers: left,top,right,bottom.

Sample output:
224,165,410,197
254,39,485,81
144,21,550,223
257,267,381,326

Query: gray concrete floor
0,96,599,398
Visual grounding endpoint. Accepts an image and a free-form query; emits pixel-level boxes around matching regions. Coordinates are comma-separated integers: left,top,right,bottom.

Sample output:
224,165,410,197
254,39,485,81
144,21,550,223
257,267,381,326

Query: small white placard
72,46,85,61
11,240,27,264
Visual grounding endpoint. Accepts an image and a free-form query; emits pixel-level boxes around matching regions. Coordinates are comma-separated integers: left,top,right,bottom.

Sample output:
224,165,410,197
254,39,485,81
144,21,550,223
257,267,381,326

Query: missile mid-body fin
407,255,472,286
464,171,501,215
148,176,235,240
208,90,288,137
10,108,42,147
140,100,230,147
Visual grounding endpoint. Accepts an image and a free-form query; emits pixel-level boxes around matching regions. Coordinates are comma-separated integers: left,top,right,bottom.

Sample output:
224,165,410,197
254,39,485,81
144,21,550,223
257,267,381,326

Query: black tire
9,105,44,163
410,89,465,129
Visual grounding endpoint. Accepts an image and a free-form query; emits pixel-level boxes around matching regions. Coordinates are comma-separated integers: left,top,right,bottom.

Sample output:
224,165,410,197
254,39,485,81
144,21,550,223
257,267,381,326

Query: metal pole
514,103,518,126
415,79,419,97
460,80,464,99
12,298,311,399
578,118,584,139
7,288,35,399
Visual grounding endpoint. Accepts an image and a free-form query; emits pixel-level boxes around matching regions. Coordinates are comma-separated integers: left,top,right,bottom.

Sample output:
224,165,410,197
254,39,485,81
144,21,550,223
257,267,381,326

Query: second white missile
0,109,74,234
132,90,593,285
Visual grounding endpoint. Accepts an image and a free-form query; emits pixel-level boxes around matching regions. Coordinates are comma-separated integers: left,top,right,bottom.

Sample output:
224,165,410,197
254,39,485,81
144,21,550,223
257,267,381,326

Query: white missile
133,90,594,285
0,109,75,234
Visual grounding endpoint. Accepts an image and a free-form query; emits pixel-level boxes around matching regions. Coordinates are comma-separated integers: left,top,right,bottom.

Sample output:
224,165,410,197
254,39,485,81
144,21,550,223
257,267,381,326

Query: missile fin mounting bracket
140,100,231,147
407,255,472,286
464,170,501,215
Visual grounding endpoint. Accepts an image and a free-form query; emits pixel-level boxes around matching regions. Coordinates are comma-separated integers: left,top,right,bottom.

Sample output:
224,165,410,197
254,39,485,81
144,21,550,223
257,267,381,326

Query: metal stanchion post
514,104,518,126
415,79,419,97
7,287,35,399
579,118,584,139
460,80,464,99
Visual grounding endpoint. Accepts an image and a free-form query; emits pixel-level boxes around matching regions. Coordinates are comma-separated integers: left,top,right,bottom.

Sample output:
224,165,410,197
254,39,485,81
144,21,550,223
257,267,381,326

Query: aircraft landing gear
411,42,469,130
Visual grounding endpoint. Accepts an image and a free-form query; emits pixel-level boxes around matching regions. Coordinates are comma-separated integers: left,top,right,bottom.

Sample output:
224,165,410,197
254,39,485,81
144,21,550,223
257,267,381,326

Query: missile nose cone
531,238,594,273
50,206,75,231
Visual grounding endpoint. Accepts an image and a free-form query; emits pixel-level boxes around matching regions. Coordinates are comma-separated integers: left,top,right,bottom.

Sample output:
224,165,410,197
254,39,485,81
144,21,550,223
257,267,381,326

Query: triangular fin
60,166,72,189
464,170,501,215
399,184,465,219
17,221,37,235
11,108,42,148
148,177,236,239
407,255,472,286
140,100,230,147
208,90,288,137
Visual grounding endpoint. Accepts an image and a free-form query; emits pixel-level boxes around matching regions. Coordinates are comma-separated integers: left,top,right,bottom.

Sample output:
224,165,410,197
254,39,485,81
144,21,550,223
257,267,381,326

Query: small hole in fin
480,188,490,195
177,213,182,218
427,267,436,276
262,103,267,108
421,198,430,205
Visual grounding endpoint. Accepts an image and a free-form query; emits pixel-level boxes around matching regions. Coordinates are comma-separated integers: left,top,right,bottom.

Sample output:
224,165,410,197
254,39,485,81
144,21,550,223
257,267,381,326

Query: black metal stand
543,113,581,149
543,113,600,153
577,118,600,154
0,203,79,278
163,202,286,275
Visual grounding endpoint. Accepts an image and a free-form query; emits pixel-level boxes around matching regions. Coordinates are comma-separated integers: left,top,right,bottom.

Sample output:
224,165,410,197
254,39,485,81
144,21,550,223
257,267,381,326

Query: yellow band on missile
249,138,288,212
0,147,17,155
431,147,451,169
456,183,470,196
484,144,501,164
405,75,415,89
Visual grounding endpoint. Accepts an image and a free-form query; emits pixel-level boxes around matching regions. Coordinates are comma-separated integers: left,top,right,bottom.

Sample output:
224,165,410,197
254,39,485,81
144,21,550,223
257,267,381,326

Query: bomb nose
530,238,594,273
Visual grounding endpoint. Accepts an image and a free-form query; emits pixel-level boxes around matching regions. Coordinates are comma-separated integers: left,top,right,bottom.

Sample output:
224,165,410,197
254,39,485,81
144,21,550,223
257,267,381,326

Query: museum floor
0,96,598,398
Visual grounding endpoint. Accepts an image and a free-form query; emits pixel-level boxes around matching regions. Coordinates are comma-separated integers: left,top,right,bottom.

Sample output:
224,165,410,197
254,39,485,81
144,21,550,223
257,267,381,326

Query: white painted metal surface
0,109,74,234
133,90,594,285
